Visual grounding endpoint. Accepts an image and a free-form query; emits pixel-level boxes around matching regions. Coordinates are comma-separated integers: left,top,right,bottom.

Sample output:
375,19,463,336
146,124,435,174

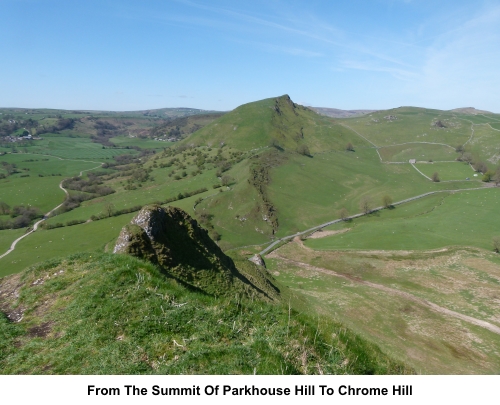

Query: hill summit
114,205,278,299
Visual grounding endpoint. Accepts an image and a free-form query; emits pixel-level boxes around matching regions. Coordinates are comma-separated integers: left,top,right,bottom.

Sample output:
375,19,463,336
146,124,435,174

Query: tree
296,144,311,156
462,153,473,164
338,207,349,221
432,172,440,182
455,145,464,154
104,202,115,217
473,161,488,174
494,167,500,186
359,196,372,214
482,170,495,182
382,194,393,208
0,201,10,215
346,142,355,152
221,175,234,186
493,236,500,253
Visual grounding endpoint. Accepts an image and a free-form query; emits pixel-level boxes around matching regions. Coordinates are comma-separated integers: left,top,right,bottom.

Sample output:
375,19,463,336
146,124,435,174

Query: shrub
296,144,311,156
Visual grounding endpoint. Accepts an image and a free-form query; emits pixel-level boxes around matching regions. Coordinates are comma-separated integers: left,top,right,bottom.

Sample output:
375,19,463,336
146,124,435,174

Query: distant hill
311,107,377,118
149,113,225,141
450,107,494,115
0,107,222,119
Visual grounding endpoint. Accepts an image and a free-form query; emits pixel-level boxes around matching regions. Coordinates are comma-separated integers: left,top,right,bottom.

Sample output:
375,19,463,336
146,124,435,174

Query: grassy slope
414,162,477,181
268,148,479,237
0,214,134,277
0,229,24,253
0,153,101,215
306,189,500,251
0,176,67,213
378,143,457,162
341,108,472,146
0,253,411,374
267,247,500,374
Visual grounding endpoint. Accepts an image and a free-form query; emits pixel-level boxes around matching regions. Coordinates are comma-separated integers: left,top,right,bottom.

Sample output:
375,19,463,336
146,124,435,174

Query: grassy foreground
0,253,412,374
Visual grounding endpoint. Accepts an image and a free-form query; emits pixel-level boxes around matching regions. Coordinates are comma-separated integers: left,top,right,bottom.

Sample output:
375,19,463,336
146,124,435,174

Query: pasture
267,148,478,238
0,176,67,213
378,143,457,162
21,136,136,160
413,161,477,181
0,155,101,212
306,188,500,252
109,136,169,149
0,214,135,277
467,125,500,164
0,229,24,253
341,108,472,147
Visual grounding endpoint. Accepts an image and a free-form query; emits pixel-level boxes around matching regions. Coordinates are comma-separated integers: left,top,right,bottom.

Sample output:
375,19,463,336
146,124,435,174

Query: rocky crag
114,205,279,299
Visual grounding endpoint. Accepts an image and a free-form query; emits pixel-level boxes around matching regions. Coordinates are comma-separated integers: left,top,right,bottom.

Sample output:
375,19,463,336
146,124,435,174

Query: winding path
0,156,103,260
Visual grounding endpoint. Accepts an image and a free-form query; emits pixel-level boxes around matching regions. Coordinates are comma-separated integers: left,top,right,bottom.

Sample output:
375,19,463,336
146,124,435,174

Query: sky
1,0,500,112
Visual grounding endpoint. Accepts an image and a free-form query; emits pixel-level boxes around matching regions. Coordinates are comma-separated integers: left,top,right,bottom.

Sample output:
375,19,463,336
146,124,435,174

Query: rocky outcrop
114,205,276,298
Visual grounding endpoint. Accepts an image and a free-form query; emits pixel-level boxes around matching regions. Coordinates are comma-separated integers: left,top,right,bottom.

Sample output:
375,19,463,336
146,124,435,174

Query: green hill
184,94,363,153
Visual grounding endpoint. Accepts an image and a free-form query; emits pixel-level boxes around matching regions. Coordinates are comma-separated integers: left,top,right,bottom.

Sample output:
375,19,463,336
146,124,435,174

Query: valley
1,95,499,374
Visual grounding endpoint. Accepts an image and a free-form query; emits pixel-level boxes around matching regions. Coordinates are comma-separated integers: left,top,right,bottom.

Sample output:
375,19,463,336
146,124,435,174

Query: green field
18,136,136,160
467,124,500,164
268,149,478,238
341,108,472,147
454,114,499,125
414,161,477,181
306,189,500,251
109,135,170,149
378,143,457,162
0,155,101,212
0,214,135,277
0,176,66,213
0,153,99,177
0,229,24,253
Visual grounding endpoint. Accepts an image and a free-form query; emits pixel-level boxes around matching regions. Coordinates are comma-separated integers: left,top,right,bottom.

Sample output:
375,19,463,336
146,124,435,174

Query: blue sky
1,0,500,112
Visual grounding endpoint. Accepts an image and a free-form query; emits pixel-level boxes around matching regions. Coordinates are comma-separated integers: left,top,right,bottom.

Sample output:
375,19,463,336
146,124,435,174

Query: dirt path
307,228,351,239
270,254,500,336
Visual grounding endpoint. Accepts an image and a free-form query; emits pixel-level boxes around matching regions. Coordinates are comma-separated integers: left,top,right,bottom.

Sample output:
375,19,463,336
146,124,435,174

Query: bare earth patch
307,228,351,239
0,273,25,322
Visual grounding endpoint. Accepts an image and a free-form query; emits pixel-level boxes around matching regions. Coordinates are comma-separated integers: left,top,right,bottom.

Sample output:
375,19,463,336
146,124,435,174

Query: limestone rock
249,254,266,267
114,205,241,295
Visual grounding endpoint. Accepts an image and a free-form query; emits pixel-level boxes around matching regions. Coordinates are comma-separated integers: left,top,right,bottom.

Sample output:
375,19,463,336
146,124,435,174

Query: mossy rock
114,205,278,299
